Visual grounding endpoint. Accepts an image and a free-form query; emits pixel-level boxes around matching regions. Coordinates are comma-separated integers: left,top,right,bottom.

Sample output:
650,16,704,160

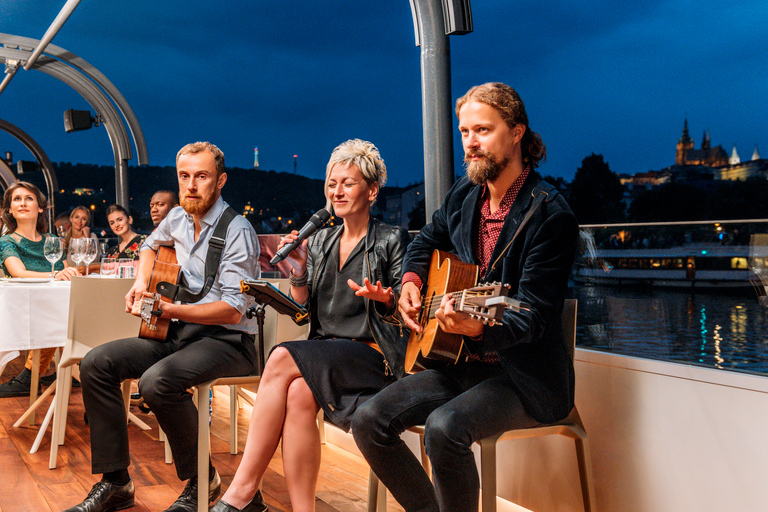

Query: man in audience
150,189,179,226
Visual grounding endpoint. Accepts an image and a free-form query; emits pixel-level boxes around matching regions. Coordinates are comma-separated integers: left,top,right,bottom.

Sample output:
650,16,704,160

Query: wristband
289,268,308,287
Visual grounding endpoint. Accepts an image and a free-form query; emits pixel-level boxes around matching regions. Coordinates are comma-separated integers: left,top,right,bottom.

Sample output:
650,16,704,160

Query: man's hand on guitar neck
435,293,484,339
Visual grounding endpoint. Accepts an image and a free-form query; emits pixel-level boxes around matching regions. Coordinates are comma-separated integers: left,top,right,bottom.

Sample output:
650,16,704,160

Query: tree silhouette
569,153,625,224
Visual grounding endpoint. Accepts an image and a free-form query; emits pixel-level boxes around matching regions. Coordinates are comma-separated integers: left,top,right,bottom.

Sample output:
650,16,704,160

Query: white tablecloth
0,280,71,375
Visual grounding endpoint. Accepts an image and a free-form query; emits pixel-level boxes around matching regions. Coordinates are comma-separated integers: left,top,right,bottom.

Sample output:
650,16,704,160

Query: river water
570,284,768,376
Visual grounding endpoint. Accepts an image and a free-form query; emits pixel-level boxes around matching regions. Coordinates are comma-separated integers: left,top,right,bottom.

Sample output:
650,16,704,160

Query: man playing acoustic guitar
352,83,579,512
64,142,266,512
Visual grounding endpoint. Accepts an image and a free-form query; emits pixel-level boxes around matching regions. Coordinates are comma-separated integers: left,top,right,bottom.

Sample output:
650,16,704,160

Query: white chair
47,276,142,469
368,299,597,512
195,278,309,512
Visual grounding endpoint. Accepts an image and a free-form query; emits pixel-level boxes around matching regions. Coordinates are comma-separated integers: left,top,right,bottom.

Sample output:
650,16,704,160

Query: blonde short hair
324,139,387,208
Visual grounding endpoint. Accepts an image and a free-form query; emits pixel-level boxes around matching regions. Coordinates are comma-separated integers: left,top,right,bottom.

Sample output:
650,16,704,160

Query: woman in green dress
0,182,80,398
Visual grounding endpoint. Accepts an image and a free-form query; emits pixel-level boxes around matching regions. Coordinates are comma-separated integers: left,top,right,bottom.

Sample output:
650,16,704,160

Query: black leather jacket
304,217,411,379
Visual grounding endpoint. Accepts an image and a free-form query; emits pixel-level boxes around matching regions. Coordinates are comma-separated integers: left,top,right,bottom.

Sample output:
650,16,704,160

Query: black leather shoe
0,377,39,398
162,469,222,512
210,490,268,512
62,479,135,512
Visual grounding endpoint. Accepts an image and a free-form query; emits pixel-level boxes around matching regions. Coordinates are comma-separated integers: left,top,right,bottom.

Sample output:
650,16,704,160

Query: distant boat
574,243,755,289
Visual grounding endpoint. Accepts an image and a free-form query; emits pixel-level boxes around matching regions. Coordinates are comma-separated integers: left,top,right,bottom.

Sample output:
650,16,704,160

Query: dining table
0,277,71,423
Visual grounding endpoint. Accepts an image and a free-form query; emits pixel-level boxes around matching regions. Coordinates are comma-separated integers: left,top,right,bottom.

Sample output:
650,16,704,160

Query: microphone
270,208,331,265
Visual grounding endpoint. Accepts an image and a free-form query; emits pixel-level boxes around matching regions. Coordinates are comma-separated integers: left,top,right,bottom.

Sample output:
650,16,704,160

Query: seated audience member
54,211,71,237
105,204,146,259
63,142,262,512
0,182,80,398
211,139,409,512
150,189,179,227
65,205,101,272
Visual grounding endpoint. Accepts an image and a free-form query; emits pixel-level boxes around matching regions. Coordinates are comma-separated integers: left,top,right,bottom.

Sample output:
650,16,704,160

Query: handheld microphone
270,208,331,265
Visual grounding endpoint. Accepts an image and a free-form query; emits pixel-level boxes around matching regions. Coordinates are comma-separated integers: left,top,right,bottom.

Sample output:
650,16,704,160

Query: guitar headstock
456,282,530,325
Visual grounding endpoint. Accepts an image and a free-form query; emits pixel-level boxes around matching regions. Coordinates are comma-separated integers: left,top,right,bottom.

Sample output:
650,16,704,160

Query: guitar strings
421,290,489,316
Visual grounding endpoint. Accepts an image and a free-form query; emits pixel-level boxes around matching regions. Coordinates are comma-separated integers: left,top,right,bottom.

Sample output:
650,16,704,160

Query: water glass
100,257,117,278
118,258,135,279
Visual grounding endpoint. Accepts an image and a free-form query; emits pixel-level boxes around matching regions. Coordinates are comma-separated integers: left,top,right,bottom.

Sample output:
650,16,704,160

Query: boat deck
0,357,404,512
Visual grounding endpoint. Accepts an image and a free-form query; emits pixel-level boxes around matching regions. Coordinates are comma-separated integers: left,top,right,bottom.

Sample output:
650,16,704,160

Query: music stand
241,279,309,372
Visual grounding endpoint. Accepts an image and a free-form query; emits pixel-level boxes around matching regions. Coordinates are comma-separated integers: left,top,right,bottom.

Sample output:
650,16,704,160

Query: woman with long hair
0,182,80,398
211,140,410,512
105,204,145,259
64,205,101,272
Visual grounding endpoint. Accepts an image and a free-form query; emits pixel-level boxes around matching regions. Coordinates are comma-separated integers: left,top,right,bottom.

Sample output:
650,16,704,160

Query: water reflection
571,284,768,375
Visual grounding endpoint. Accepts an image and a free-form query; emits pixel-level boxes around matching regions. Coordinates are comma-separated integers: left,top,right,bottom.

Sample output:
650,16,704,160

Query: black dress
278,236,391,431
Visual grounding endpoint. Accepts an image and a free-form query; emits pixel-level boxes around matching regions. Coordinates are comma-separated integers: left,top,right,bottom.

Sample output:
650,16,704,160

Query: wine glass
82,238,98,276
43,237,63,278
70,237,85,273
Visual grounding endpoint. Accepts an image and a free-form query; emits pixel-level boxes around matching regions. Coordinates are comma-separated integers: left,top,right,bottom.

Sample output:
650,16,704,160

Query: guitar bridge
140,293,163,330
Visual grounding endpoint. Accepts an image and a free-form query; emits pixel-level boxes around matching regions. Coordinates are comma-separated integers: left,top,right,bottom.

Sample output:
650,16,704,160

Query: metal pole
22,0,82,71
410,0,455,220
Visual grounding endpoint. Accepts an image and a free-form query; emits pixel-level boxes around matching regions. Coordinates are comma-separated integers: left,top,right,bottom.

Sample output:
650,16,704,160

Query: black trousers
79,322,259,480
352,362,540,512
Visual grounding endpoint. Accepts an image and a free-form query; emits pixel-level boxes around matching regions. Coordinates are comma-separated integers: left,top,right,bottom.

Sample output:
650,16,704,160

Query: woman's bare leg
281,377,321,512
220,347,303,509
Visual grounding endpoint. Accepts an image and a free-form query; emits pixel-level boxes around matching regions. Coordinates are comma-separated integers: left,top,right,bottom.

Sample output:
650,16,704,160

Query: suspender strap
157,206,239,303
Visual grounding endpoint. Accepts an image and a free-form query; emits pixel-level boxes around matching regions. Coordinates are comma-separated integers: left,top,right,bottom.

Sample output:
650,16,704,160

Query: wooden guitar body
138,246,181,341
404,250,479,373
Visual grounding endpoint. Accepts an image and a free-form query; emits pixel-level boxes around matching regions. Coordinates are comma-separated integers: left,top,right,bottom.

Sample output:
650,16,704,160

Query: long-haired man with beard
352,83,579,512
64,142,266,512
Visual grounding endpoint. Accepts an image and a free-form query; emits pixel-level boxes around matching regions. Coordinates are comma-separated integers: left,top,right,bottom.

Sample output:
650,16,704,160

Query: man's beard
180,190,216,215
464,149,509,185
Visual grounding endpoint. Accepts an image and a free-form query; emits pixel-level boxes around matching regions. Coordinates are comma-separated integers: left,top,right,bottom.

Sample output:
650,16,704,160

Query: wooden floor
0,357,405,512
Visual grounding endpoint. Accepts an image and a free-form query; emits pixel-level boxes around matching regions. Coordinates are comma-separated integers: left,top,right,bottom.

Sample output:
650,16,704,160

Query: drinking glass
43,237,63,277
100,257,117,278
119,258,135,279
82,238,98,276
70,237,85,272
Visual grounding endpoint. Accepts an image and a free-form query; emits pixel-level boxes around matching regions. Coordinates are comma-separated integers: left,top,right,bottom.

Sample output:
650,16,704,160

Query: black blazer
402,173,579,423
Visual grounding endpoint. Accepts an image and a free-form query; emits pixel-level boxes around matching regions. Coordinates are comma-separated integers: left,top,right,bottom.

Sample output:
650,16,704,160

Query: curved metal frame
0,118,59,228
0,32,148,207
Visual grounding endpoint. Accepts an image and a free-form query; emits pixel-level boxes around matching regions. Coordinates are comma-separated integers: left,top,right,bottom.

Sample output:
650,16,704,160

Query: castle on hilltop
675,118,761,169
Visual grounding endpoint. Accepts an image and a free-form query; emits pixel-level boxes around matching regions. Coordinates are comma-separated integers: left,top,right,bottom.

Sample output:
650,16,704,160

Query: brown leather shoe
62,480,135,512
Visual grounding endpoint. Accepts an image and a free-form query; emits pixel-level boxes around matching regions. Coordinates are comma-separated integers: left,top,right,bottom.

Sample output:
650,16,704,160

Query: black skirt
278,338,391,431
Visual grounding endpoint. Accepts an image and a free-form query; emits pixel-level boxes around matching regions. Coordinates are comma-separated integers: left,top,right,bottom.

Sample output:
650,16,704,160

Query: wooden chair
47,276,143,469
195,278,309,512
367,299,597,512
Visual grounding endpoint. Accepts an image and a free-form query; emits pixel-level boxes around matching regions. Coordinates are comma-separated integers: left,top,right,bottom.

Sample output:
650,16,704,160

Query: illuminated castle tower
254,147,259,170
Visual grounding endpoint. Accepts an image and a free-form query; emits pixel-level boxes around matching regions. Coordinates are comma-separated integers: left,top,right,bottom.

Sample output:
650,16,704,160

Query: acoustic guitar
138,245,181,341
404,250,529,373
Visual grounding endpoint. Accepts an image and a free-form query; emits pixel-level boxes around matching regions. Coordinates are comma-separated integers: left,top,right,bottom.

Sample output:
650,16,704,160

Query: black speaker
63,109,93,133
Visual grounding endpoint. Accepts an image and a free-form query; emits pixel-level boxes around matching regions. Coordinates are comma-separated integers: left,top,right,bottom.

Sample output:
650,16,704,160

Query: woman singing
211,139,410,512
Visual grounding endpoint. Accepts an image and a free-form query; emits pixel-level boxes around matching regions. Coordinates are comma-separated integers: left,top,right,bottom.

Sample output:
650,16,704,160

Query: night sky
1,1,767,199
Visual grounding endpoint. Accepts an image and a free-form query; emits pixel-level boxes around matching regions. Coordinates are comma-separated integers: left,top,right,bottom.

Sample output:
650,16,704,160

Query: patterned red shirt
474,166,530,278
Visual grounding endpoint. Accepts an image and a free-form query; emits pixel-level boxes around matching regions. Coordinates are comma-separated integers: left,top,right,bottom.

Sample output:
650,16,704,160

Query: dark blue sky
1,1,767,196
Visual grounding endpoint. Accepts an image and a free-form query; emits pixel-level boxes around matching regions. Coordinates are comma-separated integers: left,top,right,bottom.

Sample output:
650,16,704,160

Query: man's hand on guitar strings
398,281,423,333
435,293,484,339
348,278,394,308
